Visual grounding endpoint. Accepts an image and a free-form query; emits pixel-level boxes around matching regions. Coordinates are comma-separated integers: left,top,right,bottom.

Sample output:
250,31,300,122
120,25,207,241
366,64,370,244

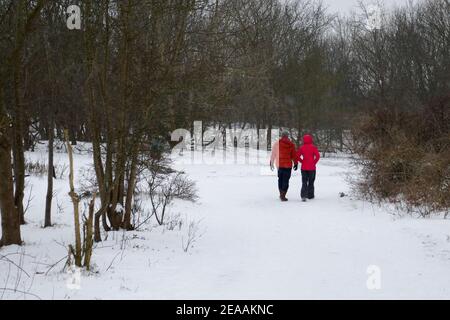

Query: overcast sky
321,0,423,14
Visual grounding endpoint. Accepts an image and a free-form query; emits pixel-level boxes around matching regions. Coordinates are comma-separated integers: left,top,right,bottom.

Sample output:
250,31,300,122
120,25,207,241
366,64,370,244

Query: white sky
321,0,423,14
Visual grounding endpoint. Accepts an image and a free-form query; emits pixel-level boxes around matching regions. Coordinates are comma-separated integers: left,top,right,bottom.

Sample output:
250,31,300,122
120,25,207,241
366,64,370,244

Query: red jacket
297,135,320,171
270,137,298,169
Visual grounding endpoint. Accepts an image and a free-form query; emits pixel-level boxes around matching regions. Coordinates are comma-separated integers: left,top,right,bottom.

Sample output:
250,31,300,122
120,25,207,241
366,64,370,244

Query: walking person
296,134,320,201
270,131,298,201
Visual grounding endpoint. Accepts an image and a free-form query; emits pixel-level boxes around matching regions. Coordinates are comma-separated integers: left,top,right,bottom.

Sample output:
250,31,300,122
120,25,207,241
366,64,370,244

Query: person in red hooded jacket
270,131,298,201
296,134,320,201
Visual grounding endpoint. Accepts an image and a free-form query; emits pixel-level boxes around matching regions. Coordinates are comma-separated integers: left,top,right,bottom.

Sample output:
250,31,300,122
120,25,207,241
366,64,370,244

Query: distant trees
0,0,47,246
349,0,450,216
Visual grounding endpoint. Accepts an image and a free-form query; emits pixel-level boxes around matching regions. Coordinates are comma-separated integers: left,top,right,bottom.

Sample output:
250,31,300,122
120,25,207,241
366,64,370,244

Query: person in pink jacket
296,134,320,201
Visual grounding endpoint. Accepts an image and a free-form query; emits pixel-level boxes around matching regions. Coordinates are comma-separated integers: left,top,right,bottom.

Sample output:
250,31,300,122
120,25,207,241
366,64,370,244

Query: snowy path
1,150,450,299
166,157,450,299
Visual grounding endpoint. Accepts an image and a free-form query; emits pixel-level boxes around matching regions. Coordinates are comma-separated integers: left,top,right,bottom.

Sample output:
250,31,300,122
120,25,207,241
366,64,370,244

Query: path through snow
1,148,449,299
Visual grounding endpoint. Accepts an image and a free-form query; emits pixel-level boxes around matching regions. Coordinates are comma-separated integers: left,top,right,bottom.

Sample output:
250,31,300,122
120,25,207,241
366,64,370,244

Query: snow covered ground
1,145,450,300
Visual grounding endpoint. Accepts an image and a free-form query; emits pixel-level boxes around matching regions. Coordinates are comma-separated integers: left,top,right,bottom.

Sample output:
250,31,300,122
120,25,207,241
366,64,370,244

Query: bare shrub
182,219,204,253
149,171,198,225
24,159,47,176
55,163,68,179
78,166,98,199
24,158,68,179
131,196,154,231
165,212,183,231
350,96,450,216
142,157,198,226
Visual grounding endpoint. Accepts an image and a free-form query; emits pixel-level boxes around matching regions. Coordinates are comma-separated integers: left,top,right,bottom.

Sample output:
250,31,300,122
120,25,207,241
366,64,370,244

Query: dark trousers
301,170,316,199
278,168,292,192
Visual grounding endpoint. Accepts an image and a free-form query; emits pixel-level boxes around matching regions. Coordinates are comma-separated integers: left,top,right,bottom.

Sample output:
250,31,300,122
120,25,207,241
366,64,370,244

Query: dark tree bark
0,84,22,247
44,116,54,228
0,137,21,247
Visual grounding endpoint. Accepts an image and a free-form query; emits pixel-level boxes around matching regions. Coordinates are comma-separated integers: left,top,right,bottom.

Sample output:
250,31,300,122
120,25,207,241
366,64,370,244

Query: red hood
303,134,313,144
280,136,292,144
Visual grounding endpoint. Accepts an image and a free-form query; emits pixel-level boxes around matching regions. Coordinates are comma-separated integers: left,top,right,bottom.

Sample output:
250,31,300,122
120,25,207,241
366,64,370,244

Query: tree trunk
44,117,54,227
0,135,21,247
0,84,21,247
123,142,139,230
65,129,82,267
83,194,96,270
267,123,272,151
12,59,26,225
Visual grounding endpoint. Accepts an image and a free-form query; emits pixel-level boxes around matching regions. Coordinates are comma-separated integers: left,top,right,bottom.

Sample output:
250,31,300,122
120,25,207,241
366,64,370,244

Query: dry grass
350,96,450,217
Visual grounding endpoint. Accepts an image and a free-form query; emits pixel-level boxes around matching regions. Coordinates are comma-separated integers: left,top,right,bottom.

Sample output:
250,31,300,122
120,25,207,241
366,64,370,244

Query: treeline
0,0,448,247
349,0,449,216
